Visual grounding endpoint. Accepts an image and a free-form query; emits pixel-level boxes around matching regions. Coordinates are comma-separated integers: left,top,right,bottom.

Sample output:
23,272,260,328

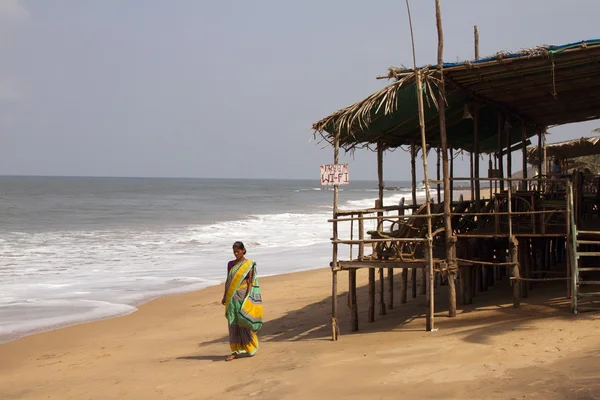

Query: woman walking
221,241,263,361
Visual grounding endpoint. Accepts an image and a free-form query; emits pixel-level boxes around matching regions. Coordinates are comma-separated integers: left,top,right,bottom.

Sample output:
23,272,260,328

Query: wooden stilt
412,268,417,298
368,268,375,322
388,268,394,309
521,240,529,298
401,268,408,303
379,268,386,315
349,269,358,331
511,236,521,308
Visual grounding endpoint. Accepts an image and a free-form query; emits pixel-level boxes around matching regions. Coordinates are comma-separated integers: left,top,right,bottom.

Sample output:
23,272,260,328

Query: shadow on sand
192,270,598,351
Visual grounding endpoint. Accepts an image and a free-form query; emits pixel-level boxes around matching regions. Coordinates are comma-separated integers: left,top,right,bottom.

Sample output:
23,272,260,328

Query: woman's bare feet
225,354,237,362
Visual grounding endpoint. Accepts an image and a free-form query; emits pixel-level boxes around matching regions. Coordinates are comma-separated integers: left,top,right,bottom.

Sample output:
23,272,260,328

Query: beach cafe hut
313,37,600,340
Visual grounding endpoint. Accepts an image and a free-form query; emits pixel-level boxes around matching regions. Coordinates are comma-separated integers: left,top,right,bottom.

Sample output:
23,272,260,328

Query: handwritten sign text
320,164,349,186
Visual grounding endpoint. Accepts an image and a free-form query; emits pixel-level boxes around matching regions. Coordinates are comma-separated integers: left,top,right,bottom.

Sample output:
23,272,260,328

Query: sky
0,0,599,181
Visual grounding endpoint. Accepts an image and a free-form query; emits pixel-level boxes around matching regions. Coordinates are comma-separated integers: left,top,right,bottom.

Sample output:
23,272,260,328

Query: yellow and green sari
224,259,262,356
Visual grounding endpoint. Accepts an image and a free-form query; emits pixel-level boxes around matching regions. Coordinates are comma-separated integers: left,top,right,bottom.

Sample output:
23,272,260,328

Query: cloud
0,0,29,21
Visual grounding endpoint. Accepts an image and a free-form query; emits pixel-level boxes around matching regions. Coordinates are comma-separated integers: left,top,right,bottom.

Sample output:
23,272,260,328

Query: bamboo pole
437,0,455,318
450,146,454,202
498,113,505,192
411,143,417,206
537,129,543,190
376,145,387,315
470,154,475,201
507,125,512,190
331,130,340,341
522,124,528,190
406,0,434,331
349,269,358,331
410,142,418,299
474,106,481,214
401,268,408,303
368,268,375,322
437,146,441,204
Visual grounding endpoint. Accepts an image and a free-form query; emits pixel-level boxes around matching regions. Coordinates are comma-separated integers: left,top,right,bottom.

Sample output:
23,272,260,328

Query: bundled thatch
313,39,600,153
527,136,600,165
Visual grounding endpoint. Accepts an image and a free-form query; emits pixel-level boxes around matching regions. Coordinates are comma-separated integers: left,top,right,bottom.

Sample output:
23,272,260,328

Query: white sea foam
0,184,432,343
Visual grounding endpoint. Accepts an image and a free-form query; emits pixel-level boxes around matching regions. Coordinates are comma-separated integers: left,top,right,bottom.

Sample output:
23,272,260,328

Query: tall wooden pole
437,0,455,318
410,142,418,301
331,131,340,341
470,21,476,206
474,25,479,59
474,107,481,212
411,143,417,206
376,144,386,315
473,25,481,211
507,125,512,189
437,146,441,204
406,0,434,331
378,145,384,204
498,113,505,192
522,124,528,190
450,146,454,202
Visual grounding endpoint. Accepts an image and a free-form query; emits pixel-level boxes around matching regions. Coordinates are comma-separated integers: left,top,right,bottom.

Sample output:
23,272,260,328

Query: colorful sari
224,259,261,356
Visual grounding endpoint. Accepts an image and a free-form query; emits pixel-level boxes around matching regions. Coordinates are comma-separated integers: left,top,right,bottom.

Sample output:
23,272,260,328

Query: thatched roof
313,39,600,153
527,135,600,164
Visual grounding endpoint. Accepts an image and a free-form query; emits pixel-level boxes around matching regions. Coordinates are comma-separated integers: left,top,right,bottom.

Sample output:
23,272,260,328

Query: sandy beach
1,266,599,400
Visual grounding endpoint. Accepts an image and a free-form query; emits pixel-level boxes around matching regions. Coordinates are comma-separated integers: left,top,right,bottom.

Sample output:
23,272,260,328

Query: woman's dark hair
232,241,246,254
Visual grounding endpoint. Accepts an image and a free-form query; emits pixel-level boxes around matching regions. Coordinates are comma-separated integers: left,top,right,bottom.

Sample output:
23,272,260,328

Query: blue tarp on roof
435,39,600,69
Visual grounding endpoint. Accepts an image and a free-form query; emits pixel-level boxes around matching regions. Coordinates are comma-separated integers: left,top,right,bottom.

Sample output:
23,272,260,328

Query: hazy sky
0,0,599,180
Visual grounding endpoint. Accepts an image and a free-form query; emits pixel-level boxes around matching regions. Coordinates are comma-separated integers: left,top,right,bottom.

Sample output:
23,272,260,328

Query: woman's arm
244,266,254,298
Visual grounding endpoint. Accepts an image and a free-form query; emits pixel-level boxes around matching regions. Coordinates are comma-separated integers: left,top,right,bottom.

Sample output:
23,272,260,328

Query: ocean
0,176,432,343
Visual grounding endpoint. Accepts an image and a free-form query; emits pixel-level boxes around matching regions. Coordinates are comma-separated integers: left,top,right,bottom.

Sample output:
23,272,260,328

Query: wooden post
470,153,475,201
412,267,417,298
537,129,543,190
474,106,481,215
522,124,528,190
388,268,394,309
494,153,498,194
376,145,387,316
407,0,434,331
358,214,364,261
489,156,493,199
401,268,408,303
412,149,422,299
510,236,520,308
331,130,340,341
474,25,480,59
411,143,417,206
368,268,375,322
450,146,454,203
379,268,386,315
498,113,505,192
436,1,455,318
507,124,512,191
437,146,441,204
349,269,358,332
377,144,384,205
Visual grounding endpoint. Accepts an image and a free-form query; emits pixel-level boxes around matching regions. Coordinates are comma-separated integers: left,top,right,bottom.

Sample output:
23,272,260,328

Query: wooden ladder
571,229,600,313
569,183,600,314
